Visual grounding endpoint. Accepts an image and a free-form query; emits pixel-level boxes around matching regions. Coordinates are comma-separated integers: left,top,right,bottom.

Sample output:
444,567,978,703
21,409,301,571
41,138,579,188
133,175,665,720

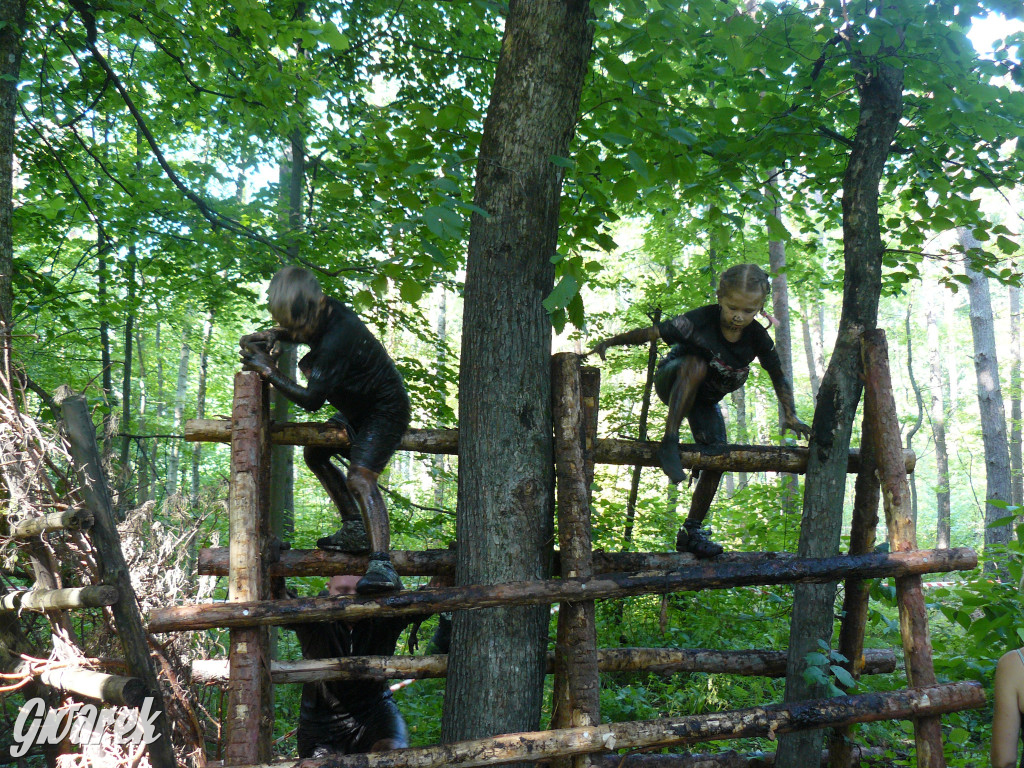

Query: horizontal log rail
0,585,119,613
19,664,147,708
184,419,916,474
10,509,92,538
587,746,889,767
191,647,897,685
149,547,976,633
204,681,983,768
197,548,794,578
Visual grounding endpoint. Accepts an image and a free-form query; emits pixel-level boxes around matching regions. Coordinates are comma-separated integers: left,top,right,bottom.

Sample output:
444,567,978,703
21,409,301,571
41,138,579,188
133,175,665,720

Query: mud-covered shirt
298,298,410,420
290,614,414,726
657,304,782,403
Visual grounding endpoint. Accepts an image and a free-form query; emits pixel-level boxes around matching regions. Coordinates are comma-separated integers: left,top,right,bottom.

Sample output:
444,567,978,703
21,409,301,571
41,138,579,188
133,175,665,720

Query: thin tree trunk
165,324,191,499
776,55,903,768
1010,284,1022,508
192,311,215,507
801,310,823,401
926,302,951,548
120,254,136,471
731,388,748,491
961,228,1013,553
625,310,660,541
433,290,449,509
768,171,799,514
270,128,306,541
443,1,594,753
0,0,26,379
904,299,924,524
97,240,115,459
135,330,151,503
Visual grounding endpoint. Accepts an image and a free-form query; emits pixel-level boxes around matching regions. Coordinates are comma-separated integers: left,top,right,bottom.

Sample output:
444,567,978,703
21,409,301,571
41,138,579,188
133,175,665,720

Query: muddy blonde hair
267,266,324,328
717,263,771,299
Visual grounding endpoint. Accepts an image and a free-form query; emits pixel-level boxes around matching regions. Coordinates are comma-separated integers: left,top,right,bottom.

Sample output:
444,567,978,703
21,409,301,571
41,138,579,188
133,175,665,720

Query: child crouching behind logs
240,266,410,594
588,263,811,558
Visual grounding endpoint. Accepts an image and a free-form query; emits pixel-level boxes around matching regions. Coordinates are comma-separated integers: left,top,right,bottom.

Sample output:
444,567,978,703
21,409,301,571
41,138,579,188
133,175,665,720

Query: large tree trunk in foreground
962,229,1013,554
776,57,903,768
442,0,594,751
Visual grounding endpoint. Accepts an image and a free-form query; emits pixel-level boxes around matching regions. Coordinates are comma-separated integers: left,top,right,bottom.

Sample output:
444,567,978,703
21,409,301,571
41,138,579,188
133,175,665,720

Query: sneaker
675,522,724,558
657,433,687,484
357,554,402,595
316,517,371,554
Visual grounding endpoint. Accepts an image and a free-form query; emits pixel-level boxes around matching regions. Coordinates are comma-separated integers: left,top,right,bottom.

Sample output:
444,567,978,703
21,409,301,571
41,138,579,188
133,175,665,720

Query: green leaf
543,274,581,313
830,665,856,689
549,155,576,169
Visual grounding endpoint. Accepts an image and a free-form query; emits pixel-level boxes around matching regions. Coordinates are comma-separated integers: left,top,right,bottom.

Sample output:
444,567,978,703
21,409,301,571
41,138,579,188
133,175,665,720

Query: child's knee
678,355,708,381
303,444,332,467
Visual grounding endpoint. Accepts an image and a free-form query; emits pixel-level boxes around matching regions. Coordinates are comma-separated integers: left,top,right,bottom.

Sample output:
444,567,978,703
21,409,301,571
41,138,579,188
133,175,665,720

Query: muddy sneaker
675,522,724,559
316,517,371,554
657,433,688,485
357,553,402,595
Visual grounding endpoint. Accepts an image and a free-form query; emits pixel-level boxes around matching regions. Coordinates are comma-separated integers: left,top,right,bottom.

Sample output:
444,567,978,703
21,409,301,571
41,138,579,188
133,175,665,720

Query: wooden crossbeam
196,547,793,578
10,509,92,538
190,647,897,685
149,547,976,633
184,419,915,474
0,585,118,612
198,681,983,768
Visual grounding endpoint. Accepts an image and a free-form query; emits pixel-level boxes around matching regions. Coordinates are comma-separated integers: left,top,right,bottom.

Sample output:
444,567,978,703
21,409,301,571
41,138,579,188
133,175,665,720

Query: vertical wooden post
60,394,177,768
580,365,601,502
224,372,273,764
551,353,600,768
828,398,881,768
861,330,946,768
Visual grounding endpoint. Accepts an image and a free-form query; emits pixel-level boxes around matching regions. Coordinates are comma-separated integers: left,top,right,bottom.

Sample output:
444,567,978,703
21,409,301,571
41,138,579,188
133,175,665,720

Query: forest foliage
3,0,1024,765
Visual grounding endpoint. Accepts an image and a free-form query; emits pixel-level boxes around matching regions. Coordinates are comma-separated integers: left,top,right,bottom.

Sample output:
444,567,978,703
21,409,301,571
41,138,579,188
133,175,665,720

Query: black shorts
654,357,727,446
329,403,410,474
297,695,408,757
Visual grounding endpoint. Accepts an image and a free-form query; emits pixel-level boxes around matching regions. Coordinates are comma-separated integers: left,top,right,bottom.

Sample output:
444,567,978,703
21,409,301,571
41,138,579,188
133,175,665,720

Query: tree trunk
776,57,903,768
433,290,449,509
625,310,661,543
768,171,799,514
731,388,748,493
269,129,305,541
120,253,136,472
0,0,26,377
926,302,951,548
165,324,191,498
904,299,925,524
962,228,1013,553
97,242,115,459
135,330,152,503
192,311,215,507
1010,284,1022,508
442,2,594,750
800,296,824,400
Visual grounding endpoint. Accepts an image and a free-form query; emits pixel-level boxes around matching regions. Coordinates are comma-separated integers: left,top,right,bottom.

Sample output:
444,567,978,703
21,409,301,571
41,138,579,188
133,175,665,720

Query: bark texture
443,0,594,748
776,56,903,768
862,331,943,768
241,683,982,768
185,419,914,474
0,0,27,375
224,372,273,763
550,354,600,752
926,301,951,548
962,228,1013,552
1010,284,1022,508
191,647,896,685
149,547,976,633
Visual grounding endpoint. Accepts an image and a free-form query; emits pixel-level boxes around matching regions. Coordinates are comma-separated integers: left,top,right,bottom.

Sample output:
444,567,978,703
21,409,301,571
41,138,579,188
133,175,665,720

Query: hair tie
760,309,777,329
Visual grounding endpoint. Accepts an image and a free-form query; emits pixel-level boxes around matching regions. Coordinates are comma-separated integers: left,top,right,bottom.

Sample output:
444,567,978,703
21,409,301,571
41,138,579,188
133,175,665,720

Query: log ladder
152,329,982,768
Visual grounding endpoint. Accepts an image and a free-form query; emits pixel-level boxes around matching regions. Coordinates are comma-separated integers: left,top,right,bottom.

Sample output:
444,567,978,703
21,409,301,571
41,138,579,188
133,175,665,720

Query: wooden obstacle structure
1,394,176,768
153,329,982,768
